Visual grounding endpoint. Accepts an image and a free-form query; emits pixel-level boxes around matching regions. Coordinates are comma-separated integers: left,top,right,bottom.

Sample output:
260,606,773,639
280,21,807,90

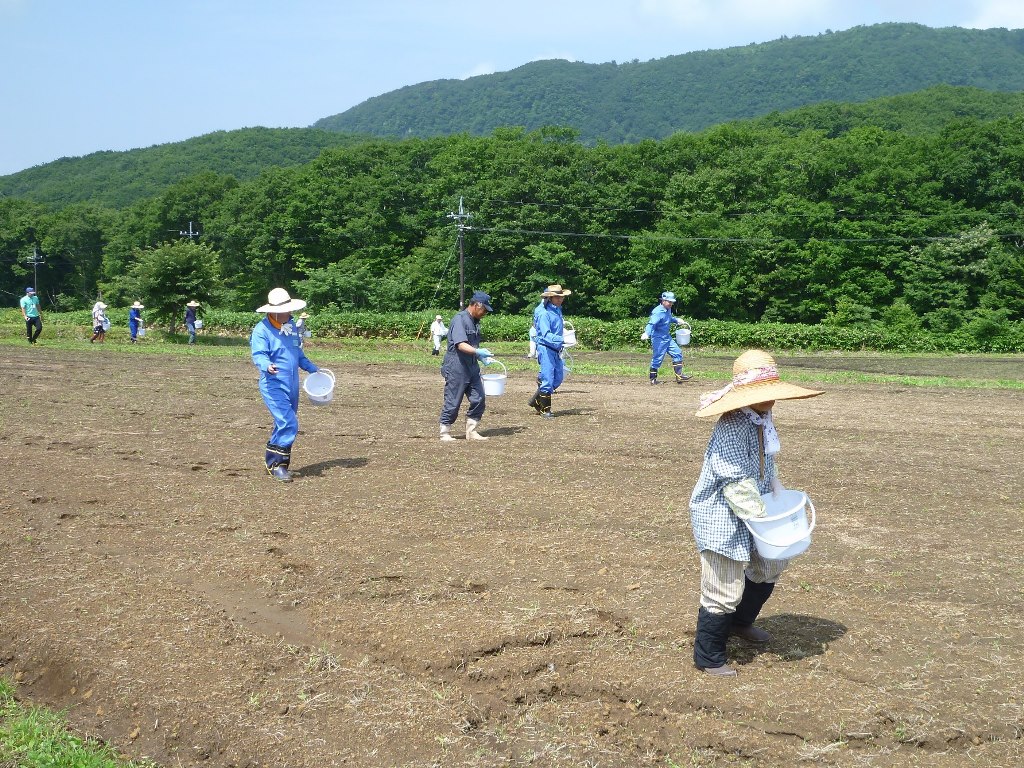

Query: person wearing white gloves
688,349,823,676
438,291,495,442
642,290,690,384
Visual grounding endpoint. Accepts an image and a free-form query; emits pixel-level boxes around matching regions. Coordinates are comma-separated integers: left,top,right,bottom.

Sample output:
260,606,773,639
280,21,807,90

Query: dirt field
1,344,1022,767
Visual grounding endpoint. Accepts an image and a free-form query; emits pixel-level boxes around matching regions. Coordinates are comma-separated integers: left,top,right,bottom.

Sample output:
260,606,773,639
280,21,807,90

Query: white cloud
963,0,1024,29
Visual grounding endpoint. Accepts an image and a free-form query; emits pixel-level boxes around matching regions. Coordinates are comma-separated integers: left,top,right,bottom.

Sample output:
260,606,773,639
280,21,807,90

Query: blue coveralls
128,308,142,340
534,301,565,395
250,316,318,468
645,303,684,374
439,309,485,424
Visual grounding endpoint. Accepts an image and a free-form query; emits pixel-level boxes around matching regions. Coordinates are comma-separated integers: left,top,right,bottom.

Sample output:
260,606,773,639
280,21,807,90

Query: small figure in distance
185,300,201,345
90,300,108,343
21,287,42,344
429,313,447,356
527,284,571,419
642,291,690,385
128,301,144,343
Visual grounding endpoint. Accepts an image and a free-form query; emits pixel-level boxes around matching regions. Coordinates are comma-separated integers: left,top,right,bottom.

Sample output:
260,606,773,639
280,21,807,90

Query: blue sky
2,0,1024,176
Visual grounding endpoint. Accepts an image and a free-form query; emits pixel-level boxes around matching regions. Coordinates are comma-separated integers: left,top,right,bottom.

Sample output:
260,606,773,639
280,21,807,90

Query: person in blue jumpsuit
184,300,200,344
128,301,144,343
642,291,690,384
439,290,494,442
250,287,320,482
528,284,571,419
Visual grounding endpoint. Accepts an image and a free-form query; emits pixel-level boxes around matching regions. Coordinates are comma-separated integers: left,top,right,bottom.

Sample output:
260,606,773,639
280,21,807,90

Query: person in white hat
429,314,448,356
251,288,321,482
688,349,823,676
128,301,144,343
90,300,109,343
184,300,201,345
527,284,572,418
641,290,690,384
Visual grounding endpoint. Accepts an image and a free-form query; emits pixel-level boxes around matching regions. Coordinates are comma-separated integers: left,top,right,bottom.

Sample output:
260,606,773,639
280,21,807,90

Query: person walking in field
294,312,310,348
642,291,690,385
128,301,144,343
90,300,108,343
689,349,823,676
528,284,571,419
184,300,200,344
429,314,447,356
250,288,321,483
439,291,495,442
20,287,42,344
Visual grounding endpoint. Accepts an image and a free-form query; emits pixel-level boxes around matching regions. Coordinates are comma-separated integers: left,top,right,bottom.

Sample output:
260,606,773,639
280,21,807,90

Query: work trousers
699,549,789,615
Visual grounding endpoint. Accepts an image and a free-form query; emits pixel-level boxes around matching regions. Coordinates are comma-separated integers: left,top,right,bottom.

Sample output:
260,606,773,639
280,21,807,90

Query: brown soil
1,345,1022,767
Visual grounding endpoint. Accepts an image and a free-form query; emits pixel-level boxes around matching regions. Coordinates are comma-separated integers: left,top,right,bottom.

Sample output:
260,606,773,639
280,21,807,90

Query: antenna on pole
25,245,45,293
178,221,201,239
447,197,471,308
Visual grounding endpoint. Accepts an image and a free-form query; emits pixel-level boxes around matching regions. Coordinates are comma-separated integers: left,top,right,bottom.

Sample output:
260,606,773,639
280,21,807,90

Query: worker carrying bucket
641,291,690,384
687,349,824,677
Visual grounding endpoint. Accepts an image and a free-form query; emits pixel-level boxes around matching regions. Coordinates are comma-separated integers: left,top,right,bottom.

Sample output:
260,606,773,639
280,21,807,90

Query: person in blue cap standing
439,290,495,442
641,291,690,385
19,287,42,344
251,287,320,482
528,284,571,418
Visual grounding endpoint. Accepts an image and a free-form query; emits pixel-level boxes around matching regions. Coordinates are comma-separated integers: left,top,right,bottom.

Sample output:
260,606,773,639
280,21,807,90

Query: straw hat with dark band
541,284,572,297
695,349,823,418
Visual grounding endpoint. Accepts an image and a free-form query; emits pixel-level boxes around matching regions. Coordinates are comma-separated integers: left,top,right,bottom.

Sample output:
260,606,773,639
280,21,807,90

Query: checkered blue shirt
689,410,777,560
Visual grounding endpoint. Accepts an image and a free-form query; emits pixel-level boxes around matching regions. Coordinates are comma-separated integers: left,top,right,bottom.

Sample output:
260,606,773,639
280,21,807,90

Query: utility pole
446,198,471,308
25,245,45,293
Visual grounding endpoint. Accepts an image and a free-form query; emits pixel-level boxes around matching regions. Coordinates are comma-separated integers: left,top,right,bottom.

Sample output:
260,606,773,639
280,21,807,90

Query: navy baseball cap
470,290,493,312
26,287,35,294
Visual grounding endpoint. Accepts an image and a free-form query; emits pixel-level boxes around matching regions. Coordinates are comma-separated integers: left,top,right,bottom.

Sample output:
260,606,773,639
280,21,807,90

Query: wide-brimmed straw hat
541,284,572,297
131,301,144,309
256,287,306,314
186,300,201,307
95,301,108,309
435,314,443,320
695,349,823,418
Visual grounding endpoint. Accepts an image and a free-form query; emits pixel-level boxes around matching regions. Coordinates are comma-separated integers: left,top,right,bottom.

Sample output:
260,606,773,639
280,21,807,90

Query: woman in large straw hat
528,284,571,418
250,288,321,482
689,349,823,676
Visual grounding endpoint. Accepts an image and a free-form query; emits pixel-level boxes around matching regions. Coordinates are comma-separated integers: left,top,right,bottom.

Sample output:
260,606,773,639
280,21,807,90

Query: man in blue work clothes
439,290,495,442
251,287,321,482
642,290,691,385
20,287,42,344
528,284,571,419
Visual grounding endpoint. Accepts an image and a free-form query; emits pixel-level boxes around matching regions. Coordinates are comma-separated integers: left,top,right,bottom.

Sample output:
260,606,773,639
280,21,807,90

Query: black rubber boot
731,578,775,642
694,607,736,674
649,368,659,385
538,392,553,419
528,388,543,414
673,362,691,382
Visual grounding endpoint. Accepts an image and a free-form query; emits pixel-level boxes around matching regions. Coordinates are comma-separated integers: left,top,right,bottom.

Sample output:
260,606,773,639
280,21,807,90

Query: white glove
676,318,687,324
770,476,785,497
640,332,649,342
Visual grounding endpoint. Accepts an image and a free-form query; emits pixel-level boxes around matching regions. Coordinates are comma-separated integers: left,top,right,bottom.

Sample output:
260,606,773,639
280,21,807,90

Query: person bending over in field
689,349,823,676
251,288,321,483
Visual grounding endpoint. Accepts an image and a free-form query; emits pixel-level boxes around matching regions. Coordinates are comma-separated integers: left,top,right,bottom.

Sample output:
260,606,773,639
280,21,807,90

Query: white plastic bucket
303,369,335,405
481,359,507,397
101,318,111,331
137,327,146,337
562,321,577,348
743,489,816,560
675,322,691,346
194,319,204,330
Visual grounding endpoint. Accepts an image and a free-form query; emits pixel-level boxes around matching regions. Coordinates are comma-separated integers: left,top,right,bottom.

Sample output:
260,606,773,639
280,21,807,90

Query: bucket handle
677,320,691,330
484,359,507,375
318,368,335,384
746,497,816,548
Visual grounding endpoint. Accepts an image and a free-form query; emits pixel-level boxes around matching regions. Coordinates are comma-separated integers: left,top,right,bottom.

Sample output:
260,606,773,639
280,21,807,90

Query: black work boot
538,392,553,419
649,368,659,385
730,578,775,643
694,607,737,676
528,388,543,414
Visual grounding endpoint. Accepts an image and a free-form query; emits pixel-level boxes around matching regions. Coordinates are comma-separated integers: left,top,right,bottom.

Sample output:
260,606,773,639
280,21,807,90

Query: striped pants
700,550,789,615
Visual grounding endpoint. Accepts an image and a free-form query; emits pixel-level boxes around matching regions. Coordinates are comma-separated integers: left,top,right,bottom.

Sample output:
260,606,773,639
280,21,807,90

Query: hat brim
542,290,572,298
186,301,200,307
695,380,823,418
256,298,307,313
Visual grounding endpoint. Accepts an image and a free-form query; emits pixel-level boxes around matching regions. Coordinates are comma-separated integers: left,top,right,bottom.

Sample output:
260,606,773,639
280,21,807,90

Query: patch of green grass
0,677,156,767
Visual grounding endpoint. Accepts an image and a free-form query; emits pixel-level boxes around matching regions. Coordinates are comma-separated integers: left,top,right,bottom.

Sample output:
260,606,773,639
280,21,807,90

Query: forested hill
314,23,1024,141
0,127,373,208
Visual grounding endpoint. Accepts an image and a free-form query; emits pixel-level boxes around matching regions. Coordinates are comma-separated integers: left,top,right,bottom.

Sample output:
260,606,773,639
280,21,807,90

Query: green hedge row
3,308,1023,352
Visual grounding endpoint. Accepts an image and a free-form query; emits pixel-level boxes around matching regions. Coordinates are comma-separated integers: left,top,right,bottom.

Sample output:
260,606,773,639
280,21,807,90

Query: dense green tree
127,240,221,331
